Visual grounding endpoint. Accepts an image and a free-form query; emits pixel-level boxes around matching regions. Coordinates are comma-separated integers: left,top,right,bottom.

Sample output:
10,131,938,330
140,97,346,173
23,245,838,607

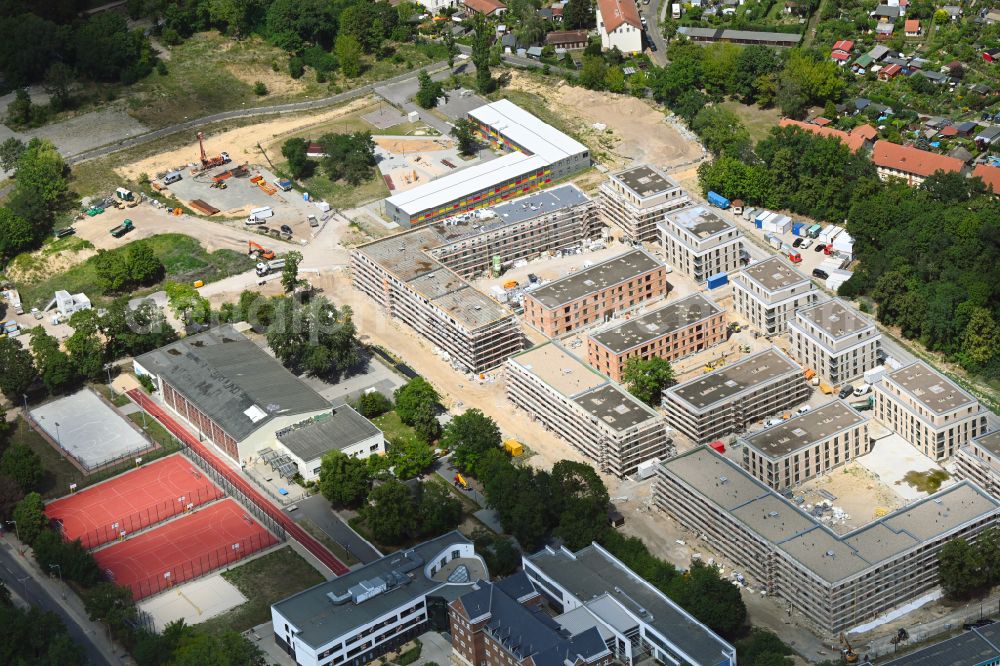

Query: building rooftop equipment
662,447,1000,583
272,532,483,649
589,294,722,355
134,325,330,442
662,205,735,240
740,256,811,293
884,361,980,415
527,248,663,309
275,405,382,463
742,400,867,458
796,299,875,339
667,347,801,413
610,164,679,200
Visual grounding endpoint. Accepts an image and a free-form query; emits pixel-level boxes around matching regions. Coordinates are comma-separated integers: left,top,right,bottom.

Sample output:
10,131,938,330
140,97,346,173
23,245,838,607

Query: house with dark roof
545,29,590,49
871,4,900,21
134,325,331,463
271,405,384,481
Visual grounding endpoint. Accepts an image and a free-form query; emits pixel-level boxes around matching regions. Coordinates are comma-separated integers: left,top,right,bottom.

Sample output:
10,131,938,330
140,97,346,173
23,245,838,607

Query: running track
126,389,349,575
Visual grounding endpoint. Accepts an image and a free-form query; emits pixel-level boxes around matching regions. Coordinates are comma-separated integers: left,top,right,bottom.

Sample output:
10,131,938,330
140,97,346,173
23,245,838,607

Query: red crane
197,132,230,171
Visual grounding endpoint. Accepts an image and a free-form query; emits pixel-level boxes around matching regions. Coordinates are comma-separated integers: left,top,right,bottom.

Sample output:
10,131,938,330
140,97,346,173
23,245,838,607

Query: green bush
253,81,268,96
398,640,422,666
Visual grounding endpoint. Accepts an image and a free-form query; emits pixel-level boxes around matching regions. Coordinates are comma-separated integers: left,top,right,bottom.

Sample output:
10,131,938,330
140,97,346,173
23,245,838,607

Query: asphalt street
291,495,381,565
642,0,669,65
0,538,117,665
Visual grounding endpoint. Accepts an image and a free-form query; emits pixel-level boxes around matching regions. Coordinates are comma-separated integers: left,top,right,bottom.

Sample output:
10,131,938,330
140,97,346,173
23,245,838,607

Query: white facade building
596,0,644,54
788,299,881,386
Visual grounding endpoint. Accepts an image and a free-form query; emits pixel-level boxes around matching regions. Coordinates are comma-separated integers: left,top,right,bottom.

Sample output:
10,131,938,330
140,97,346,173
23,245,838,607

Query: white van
853,383,872,397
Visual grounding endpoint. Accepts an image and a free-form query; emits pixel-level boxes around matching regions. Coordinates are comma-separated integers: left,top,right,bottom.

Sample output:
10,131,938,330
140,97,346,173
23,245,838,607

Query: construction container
819,382,834,395
792,222,805,236
706,272,729,289
707,191,730,209
833,230,854,254
742,207,757,221
768,215,792,234
864,366,887,385
503,280,519,290
709,441,726,454
192,280,204,288
803,368,816,380
503,439,524,457
636,458,661,480
807,224,822,238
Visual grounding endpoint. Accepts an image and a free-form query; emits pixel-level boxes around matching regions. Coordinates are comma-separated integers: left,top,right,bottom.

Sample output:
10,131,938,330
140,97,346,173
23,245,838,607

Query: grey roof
273,532,481,648
275,405,381,463
881,622,1000,665
135,325,329,442
794,298,876,339
882,361,979,416
867,45,890,60
973,431,1000,458
610,164,679,200
661,205,735,241
948,146,974,163
976,126,1000,141
741,400,867,459
526,543,736,666
917,70,948,82
665,347,802,413
662,448,1000,584
739,255,812,294
589,293,723,354
677,26,801,44
871,5,899,18
527,248,663,309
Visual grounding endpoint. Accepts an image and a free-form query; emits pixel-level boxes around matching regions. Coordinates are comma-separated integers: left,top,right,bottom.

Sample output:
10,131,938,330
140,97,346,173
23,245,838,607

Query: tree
281,138,314,180
12,492,48,545
551,461,610,550
451,118,479,157
669,560,747,637
732,45,781,104
388,438,434,479
961,308,999,371
0,337,37,400
319,451,371,508
0,474,24,522
934,8,949,24
443,409,502,476
335,34,363,78
356,391,392,418
939,537,989,598
580,56,607,90
65,311,105,380
363,480,417,544
32,530,101,587
165,281,211,325
412,402,442,444
13,138,67,211
253,81,268,96
83,582,136,627
264,0,338,50
0,13,62,86
318,131,377,185
417,482,462,536
737,629,794,666
0,208,33,263
563,0,594,29
74,13,152,83
621,357,674,407
415,70,444,109
394,377,440,426
470,13,493,93
0,137,25,172
339,1,398,53
169,628,266,665
43,62,75,112
692,107,752,159
267,296,362,379
443,26,458,69
281,251,302,293
0,444,43,493
30,328,76,394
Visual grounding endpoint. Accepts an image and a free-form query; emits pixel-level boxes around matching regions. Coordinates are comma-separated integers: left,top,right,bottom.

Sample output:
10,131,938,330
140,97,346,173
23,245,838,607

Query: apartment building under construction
598,164,690,243
506,341,670,477
956,431,1000,500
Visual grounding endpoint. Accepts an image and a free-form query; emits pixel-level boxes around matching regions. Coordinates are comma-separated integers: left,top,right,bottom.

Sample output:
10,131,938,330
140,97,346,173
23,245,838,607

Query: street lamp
54,421,61,448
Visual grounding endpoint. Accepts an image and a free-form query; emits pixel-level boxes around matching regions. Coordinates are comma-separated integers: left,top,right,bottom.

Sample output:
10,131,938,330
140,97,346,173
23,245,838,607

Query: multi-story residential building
449,573,612,666
598,164,689,243
658,205,744,283
874,361,989,460
656,447,1000,634
506,341,670,477
596,0,643,54
271,532,485,666
731,256,818,335
523,542,737,666
662,347,810,445
739,400,870,491
872,140,965,187
384,100,589,226
788,299,881,385
955,431,1000,499
521,249,668,337
351,230,522,374
585,293,726,382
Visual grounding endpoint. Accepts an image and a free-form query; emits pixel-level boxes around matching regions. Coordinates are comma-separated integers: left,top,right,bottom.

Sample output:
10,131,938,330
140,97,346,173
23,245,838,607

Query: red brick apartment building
586,293,726,382
522,249,668,337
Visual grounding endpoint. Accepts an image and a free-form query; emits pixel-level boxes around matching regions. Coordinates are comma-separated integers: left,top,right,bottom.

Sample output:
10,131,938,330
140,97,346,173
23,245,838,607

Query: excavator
839,632,859,663
197,131,230,171
247,241,275,261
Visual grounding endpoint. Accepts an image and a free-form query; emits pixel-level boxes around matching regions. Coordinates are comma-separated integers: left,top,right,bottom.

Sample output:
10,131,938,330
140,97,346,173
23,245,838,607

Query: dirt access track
505,72,703,169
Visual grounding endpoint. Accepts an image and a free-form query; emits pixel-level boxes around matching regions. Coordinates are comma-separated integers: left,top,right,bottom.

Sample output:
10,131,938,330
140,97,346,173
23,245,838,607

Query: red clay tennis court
46,454,224,549
94,499,277,600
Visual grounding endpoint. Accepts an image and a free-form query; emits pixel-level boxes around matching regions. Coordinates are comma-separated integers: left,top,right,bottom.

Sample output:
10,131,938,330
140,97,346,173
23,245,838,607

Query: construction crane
839,632,859,663
197,132,230,171
247,241,275,261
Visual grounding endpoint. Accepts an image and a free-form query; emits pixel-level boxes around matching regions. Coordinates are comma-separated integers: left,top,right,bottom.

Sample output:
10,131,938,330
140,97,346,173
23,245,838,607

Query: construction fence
123,531,275,601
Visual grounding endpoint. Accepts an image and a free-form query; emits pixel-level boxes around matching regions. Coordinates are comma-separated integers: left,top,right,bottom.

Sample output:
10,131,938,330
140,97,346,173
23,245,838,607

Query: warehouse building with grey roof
655,446,1000,633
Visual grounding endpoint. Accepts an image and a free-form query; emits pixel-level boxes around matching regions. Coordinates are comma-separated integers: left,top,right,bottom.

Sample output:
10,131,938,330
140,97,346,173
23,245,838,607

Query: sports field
46,454,224,549
93,499,277,600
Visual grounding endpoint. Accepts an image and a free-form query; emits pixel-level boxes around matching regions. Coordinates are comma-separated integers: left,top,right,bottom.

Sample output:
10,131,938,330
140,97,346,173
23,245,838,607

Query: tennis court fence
124,530,276,601
70,483,225,550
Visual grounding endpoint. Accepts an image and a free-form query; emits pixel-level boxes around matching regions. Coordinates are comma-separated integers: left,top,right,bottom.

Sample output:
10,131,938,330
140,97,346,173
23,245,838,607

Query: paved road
290,495,381,565
0,539,117,665
642,0,669,66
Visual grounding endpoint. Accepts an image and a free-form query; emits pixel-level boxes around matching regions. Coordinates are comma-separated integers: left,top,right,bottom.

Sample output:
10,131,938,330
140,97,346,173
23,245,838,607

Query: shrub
289,57,305,79
253,81,268,96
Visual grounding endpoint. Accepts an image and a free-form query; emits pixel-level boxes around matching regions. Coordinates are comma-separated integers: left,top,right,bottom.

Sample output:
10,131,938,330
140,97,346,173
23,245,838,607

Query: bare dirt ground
6,245,97,285
506,72,703,169
796,464,904,534
374,137,453,154
115,96,376,181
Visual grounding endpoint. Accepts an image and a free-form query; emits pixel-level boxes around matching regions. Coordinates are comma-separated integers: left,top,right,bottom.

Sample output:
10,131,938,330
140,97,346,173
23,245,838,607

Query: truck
110,219,134,238
3,289,23,315
273,178,293,192
255,258,285,277
707,191,731,209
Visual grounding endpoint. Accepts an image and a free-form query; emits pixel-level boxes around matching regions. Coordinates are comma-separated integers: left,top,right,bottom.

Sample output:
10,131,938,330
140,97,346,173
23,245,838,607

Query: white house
270,405,385,481
48,290,92,317
415,0,460,12
596,0,643,54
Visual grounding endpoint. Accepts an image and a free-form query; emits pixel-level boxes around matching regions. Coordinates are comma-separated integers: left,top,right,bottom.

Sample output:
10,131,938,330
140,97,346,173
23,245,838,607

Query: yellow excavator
840,632,859,663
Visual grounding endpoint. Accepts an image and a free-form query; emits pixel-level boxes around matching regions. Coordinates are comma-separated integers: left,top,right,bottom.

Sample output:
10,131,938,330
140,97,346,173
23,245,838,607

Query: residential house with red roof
878,63,903,80
904,19,921,37
872,141,965,186
778,119,877,153
973,164,1000,193
463,0,506,16
596,0,643,54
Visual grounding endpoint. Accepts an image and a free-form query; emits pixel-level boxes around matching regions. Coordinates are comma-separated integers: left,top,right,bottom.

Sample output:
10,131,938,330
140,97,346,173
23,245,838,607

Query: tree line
0,138,69,263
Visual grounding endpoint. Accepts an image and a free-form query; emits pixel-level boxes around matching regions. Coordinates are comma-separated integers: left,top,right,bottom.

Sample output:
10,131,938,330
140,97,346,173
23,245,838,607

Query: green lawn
16,233,254,309
372,411,421,447
10,418,85,500
297,517,360,567
296,172,388,210
719,100,782,145
200,546,326,635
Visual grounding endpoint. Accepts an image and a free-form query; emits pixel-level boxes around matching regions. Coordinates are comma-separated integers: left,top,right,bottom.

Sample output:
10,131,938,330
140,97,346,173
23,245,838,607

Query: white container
637,457,661,480
864,366,887,385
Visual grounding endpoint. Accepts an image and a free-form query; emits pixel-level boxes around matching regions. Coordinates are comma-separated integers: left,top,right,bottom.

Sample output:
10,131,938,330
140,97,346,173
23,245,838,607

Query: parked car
765,417,784,427
838,385,855,399
812,268,829,279
797,405,812,414
814,243,827,253
793,237,804,248
876,349,888,364
280,224,293,235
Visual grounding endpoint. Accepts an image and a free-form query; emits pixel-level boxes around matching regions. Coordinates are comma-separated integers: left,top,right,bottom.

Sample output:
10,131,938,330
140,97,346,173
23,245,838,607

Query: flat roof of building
973,431,1000,458
527,248,663,309
880,622,1000,666
739,256,812,293
795,299,875,339
527,544,735,666
276,405,381,463
884,361,979,415
468,99,588,164
742,400,867,459
661,205,735,240
272,532,480,649
589,294,722,355
661,448,1000,584
509,342,661,433
135,325,329,442
610,164,678,199
665,347,801,413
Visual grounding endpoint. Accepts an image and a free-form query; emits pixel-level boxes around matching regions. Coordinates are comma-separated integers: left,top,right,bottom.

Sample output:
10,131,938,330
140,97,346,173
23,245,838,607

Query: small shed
503,439,524,456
